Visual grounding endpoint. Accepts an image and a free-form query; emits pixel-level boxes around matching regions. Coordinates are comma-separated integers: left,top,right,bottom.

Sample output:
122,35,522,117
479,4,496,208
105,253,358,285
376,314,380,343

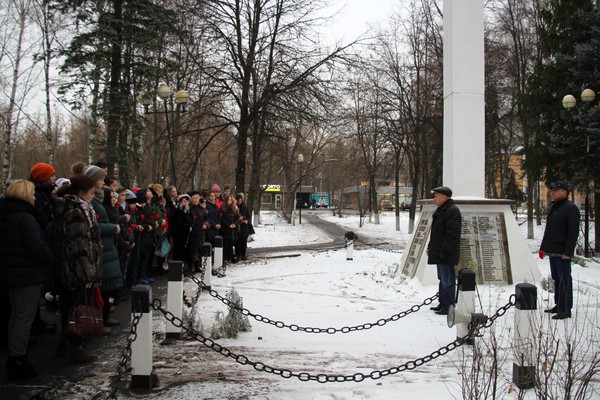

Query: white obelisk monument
400,0,541,285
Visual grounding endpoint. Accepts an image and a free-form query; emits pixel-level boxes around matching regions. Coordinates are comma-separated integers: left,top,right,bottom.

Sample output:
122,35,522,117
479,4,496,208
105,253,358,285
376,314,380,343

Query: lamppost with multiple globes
562,87,596,257
297,153,304,224
138,83,190,187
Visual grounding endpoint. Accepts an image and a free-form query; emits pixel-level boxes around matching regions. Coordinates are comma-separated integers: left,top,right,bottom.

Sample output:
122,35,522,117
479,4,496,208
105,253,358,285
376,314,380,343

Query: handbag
154,236,171,257
248,223,256,235
65,288,103,337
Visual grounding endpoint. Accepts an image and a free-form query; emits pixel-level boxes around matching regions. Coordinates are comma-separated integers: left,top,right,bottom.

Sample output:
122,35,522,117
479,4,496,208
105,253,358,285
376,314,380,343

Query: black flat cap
431,186,452,197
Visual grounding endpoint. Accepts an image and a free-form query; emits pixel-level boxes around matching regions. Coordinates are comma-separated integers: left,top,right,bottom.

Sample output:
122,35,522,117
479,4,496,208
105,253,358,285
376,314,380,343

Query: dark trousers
223,238,234,262
550,256,573,312
437,264,456,310
235,237,248,259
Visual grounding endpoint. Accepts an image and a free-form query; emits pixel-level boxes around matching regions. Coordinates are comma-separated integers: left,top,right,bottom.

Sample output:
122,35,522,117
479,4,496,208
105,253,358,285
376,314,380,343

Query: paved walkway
0,212,354,399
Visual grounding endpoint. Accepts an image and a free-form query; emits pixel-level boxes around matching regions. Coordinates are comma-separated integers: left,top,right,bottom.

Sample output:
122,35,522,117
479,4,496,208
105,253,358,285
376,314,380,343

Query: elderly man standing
427,186,462,316
540,181,580,320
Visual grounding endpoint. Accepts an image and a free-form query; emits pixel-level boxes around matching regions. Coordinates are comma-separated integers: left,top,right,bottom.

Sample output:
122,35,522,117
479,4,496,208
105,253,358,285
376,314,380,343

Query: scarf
75,196,96,227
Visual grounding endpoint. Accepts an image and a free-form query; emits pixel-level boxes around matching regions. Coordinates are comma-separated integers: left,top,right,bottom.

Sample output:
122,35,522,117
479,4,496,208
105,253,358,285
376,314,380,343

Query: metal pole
163,99,178,188
299,177,302,224
585,135,590,257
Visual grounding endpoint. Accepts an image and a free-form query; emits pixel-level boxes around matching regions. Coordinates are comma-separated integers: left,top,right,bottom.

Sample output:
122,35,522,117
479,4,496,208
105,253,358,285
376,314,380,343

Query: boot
6,354,38,380
65,345,97,365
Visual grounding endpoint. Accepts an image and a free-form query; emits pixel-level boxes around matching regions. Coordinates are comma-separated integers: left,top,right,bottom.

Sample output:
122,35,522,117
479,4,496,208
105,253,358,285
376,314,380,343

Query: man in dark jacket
427,186,462,315
539,181,580,320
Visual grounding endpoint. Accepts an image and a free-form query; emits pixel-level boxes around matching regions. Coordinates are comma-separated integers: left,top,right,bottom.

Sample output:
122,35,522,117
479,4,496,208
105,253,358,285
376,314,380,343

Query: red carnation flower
95,213,100,220
155,214,160,219
127,227,133,233
140,214,145,220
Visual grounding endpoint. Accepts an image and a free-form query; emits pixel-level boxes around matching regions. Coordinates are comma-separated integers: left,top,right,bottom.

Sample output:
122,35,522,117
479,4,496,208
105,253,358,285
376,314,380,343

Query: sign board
402,210,512,285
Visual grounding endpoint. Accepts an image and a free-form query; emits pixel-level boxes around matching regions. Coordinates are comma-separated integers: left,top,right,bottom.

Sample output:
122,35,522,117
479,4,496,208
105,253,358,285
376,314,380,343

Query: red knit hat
30,163,56,183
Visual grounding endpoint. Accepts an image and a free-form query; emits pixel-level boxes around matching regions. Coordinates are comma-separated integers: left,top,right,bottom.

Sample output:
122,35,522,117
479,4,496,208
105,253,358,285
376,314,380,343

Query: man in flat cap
539,181,580,320
427,186,462,315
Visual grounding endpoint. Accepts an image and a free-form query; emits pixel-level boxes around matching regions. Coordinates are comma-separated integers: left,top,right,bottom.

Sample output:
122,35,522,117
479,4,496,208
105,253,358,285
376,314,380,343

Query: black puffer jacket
0,197,54,288
540,198,580,257
427,199,462,266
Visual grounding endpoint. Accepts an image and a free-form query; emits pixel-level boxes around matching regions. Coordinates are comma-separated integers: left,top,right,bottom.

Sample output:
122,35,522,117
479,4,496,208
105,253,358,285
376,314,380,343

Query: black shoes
434,309,449,315
6,354,37,380
544,306,557,314
104,318,121,327
552,312,571,320
430,305,442,311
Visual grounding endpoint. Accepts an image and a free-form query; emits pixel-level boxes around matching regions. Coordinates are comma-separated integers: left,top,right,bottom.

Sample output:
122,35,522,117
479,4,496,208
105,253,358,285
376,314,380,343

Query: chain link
106,309,143,399
151,297,515,382
185,272,440,333
183,257,208,308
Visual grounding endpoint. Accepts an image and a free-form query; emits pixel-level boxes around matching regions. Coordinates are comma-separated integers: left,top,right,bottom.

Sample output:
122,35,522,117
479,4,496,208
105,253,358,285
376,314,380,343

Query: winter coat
172,205,194,264
237,202,251,238
0,197,54,288
138,202,162,249
219,207,240,241
427,199,462,266
50,194,102,290
540,198,580,257
189,204,207,248
205,201,221,241
32,180,56,228
91,198,123,292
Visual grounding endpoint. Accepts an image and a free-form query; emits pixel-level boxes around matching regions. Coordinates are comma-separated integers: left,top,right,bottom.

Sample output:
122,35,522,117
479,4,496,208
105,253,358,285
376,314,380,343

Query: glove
538,250,545,259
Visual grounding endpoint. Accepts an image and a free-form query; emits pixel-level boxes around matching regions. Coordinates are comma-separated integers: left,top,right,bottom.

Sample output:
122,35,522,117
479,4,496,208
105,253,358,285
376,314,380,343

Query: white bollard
214,235,224,271
345,231,356,261
513,283,537,390
202,242,212,290
130,285,156,389
454,268,476,343
165,261,183,340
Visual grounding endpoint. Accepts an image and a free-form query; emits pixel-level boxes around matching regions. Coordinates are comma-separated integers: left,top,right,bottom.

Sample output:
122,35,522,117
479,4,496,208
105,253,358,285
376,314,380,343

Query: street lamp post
138,84,190,187
298,153,304,224
562,88,596,258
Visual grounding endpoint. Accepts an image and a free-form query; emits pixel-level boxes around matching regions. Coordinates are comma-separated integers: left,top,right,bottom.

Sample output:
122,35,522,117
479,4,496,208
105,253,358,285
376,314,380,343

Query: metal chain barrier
183,258,207,308
184,272,444,334
105,309,143,399
151,297,516,383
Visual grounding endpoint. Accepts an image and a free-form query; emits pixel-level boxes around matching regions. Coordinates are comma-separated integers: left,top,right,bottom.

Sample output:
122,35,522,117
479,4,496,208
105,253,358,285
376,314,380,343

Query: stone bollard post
130,285,157,389
513,283,537,390
214,235,224,272
165,261,183,340
453,268,476,344
345,231,356,261
202,242,212,290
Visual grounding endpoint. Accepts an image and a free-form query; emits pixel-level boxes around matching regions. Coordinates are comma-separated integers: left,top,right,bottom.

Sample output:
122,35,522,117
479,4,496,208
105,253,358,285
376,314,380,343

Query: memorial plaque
402,211,432,278
459,212,512,284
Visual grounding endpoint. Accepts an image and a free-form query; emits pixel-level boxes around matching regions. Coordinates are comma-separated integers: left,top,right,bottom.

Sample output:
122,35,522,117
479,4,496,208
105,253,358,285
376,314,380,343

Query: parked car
380,199,395,211
400,201,411,211
316,197,329,208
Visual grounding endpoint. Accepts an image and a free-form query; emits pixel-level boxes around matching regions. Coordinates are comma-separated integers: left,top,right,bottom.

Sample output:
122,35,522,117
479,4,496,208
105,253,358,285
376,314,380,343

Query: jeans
437,264,456,310
549,256,573,312
8,285,40,357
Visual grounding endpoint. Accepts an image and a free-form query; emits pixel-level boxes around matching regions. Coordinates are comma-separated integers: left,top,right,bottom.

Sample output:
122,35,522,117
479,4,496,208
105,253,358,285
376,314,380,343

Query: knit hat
30,163,56,183
135,189,147,204
178,194,191,202
124,189,138,204
83,165,107,182
55,178,71,187
211,183,221,193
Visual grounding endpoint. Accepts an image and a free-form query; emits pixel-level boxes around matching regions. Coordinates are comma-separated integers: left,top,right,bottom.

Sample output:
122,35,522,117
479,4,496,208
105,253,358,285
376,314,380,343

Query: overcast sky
321,0,399,43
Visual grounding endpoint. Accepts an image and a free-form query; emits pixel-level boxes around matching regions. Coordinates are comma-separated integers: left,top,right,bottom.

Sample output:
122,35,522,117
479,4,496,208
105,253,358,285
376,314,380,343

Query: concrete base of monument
400,197,542,286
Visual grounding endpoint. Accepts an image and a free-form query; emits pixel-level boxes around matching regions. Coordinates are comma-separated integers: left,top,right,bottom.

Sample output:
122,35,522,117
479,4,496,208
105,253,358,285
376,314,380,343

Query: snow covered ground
120,210,600,399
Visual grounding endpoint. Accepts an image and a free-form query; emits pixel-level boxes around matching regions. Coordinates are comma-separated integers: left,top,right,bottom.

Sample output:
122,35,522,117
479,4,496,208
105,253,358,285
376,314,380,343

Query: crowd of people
0,160,253,380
